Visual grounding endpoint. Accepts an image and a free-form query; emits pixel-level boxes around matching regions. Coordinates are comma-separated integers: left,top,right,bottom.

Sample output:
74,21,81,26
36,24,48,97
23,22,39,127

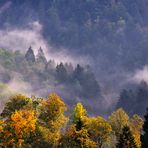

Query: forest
0,93,148,148
0,0,148,147
0,48,148,147
0,47,101,114
0,0,148,116
1,47,148,116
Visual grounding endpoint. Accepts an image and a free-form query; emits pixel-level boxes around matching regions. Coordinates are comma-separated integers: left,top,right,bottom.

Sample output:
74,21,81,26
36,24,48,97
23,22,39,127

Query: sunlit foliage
0,94,145,147
1,110,36,147
108,108,129,137
85,116,112,147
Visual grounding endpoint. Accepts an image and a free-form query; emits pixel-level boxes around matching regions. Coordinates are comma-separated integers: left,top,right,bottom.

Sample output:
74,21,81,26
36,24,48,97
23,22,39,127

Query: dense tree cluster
117,81,148,116
0,93,145,148
141,108,148,148
0,0,148,73
1,47,148,116
0,48,101,114
0,0,148,116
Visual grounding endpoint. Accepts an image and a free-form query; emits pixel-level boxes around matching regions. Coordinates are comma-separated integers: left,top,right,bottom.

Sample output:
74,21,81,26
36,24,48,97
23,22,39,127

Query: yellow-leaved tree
108,108,129,138
130,114,144,148
0,119,3,132
59,102,97,148
39,93,68,147
0,119,4,146
85,116,112,147
72,102,87,130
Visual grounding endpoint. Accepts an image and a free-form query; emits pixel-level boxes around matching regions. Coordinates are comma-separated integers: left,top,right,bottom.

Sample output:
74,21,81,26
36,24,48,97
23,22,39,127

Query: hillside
0,0,148,115
0,47,102,114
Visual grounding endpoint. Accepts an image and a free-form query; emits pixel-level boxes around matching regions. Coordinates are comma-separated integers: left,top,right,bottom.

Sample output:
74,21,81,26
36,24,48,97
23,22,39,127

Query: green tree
56,62,68,82
25,46,35,63
36,47,47,64
141,108,148,148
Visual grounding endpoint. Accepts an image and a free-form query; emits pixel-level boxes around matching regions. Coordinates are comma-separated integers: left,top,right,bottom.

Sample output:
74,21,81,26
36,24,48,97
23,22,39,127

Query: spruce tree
141,108,148,148
117,126,137,148
56,62,68,82
25,46,35,62
36,47,47,64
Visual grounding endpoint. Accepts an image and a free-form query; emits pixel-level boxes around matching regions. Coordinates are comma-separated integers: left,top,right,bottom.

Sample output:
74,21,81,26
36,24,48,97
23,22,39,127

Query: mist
0,0,148,116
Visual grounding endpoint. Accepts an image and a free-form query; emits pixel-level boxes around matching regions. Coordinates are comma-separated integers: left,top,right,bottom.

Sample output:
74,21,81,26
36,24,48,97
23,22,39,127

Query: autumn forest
1,0,148,147
0,93,148,148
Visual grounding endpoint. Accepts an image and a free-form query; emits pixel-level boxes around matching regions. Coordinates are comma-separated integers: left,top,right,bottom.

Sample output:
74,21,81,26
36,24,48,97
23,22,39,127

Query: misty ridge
0,0,148,116
1,1,148,148
0,47,102,115
1,46,148,117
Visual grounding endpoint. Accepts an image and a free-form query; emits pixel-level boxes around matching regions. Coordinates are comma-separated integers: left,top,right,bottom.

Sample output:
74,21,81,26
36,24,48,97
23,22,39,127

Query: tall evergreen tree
141,108,148,148
25,46,35,62
73,64,84,81
135,81,148,116
56,62,68,82
117,126,137,148
117,89,136,115
36,47,47,64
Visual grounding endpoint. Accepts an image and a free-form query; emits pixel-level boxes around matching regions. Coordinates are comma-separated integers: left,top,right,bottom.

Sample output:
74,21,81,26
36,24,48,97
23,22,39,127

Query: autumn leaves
0,94,144,148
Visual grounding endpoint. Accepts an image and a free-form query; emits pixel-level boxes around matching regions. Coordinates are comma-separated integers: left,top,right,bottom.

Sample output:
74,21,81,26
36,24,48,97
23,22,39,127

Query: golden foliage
0,93,143,148
59,125,97,148
0,119,4,132
10,110,36,138
85,116,112,147
130,114,144,148
1,109,36,148
73,102,87,122
38,93,68,146
108,108,129,137
40,93,67,122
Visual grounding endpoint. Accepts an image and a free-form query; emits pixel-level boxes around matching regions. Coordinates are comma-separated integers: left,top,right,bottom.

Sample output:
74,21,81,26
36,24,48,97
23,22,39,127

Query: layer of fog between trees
0,0,148,116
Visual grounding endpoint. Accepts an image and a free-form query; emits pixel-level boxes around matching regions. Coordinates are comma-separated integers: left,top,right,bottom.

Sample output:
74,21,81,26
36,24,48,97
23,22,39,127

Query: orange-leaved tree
1,109,36,148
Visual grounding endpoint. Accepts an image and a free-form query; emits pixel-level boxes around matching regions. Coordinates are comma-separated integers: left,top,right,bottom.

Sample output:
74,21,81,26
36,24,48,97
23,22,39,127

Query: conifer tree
56,62,68,82
36,47,47,64
117,126,137,148
141,108,148,148
25,46,35,62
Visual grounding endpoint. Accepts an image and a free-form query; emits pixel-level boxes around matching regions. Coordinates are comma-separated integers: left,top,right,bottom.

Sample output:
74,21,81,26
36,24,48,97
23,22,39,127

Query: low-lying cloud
132,66,148,83
0,21,48,54
7,77,33,96
0,21,91,65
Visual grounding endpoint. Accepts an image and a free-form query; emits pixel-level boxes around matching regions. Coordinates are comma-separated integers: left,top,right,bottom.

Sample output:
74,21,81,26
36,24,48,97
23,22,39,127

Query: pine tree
25,46,35,62
73,64,84,81
36,47,47,64
141,108,148,148
56,62,68,82
117,126,137,148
